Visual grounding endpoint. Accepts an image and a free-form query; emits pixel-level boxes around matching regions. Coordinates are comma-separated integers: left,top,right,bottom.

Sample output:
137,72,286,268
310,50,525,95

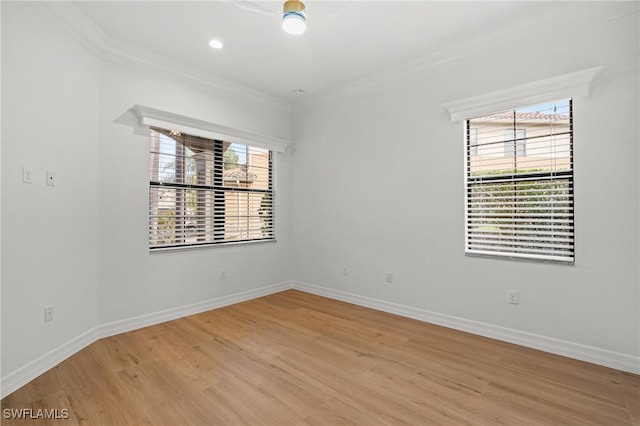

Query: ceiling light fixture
209,39,224,49
282,0,306,35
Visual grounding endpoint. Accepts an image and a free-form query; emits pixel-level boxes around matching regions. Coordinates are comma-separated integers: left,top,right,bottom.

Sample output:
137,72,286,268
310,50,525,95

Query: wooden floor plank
483,368,631,426
2,290,638,425
1,368,64,408
303,397,389,426
0,391,79,426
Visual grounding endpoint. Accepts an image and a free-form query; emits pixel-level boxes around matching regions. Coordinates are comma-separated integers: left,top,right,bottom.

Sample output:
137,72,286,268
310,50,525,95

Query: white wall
1,1,293,388
96,63,293,324
1,2,101,376
291,8,639,359
2,0,638,395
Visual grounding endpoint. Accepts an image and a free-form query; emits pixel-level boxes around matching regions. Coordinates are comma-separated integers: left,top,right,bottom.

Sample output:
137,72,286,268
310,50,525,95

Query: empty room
1,1,639,424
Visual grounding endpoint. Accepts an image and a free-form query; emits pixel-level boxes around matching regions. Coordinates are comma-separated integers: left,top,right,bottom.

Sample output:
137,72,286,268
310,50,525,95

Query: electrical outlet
47,170,56,186
220,269,226,279
385,272,393,283
342,266,348,276
508,291,520,305
44,306,54,322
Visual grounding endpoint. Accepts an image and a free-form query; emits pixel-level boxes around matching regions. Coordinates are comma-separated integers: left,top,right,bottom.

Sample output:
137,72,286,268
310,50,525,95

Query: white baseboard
292,281,640,375
0,281,292,398
3,279,637,399
0,327,100,400
94,281,293,339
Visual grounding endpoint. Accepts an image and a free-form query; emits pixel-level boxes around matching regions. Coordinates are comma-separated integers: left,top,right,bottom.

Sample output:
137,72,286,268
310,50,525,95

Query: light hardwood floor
2,290,639,425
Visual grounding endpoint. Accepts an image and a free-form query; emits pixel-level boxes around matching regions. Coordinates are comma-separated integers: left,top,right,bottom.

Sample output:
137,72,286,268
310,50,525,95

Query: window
149,128,274,249
503,128,526,157
465,100,574,263
468,127,478,157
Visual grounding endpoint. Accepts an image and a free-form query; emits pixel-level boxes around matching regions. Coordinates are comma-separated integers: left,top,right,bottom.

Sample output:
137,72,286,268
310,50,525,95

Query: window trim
125,104,291,153
443,68,601,264
441,66,601,123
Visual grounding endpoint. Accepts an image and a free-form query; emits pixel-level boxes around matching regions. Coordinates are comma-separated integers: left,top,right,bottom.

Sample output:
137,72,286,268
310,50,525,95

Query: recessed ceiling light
292,89,305,95
209,39,224,49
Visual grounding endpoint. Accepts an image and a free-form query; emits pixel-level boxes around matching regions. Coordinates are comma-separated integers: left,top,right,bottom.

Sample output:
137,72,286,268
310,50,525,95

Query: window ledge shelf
442,66,602,122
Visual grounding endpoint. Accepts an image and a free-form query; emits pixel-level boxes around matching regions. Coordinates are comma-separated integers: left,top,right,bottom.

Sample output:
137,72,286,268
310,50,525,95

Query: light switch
22,166,33,184
47,170,56,186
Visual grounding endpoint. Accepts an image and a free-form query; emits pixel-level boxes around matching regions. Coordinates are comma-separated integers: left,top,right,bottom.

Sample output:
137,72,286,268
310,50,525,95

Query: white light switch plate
22,166,33,183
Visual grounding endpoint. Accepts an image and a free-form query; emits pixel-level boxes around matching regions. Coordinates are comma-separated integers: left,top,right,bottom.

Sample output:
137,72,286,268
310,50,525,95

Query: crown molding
294,26,510,112
295,2,638,112
27,1,292,113
24,1,638,115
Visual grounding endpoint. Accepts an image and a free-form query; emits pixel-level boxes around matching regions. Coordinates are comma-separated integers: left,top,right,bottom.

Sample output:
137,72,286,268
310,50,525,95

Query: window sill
149,238,277,254
465,252,574,265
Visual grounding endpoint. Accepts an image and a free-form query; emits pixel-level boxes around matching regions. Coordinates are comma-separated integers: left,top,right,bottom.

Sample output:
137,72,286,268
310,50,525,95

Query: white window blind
149,127,274,249
465,99,574,263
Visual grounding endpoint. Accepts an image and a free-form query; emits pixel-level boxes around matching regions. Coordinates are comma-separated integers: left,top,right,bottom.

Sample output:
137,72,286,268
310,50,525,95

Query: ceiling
71,1,575,103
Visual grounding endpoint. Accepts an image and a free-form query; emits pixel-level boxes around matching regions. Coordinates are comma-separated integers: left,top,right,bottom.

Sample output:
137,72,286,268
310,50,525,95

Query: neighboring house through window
503,128,526,157
148,128,274,249
464,100,574,263
444,67,601,263
468,127,478,157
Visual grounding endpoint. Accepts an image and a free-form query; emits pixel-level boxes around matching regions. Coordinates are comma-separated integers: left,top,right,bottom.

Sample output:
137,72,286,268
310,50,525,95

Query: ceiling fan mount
282,0,306,35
